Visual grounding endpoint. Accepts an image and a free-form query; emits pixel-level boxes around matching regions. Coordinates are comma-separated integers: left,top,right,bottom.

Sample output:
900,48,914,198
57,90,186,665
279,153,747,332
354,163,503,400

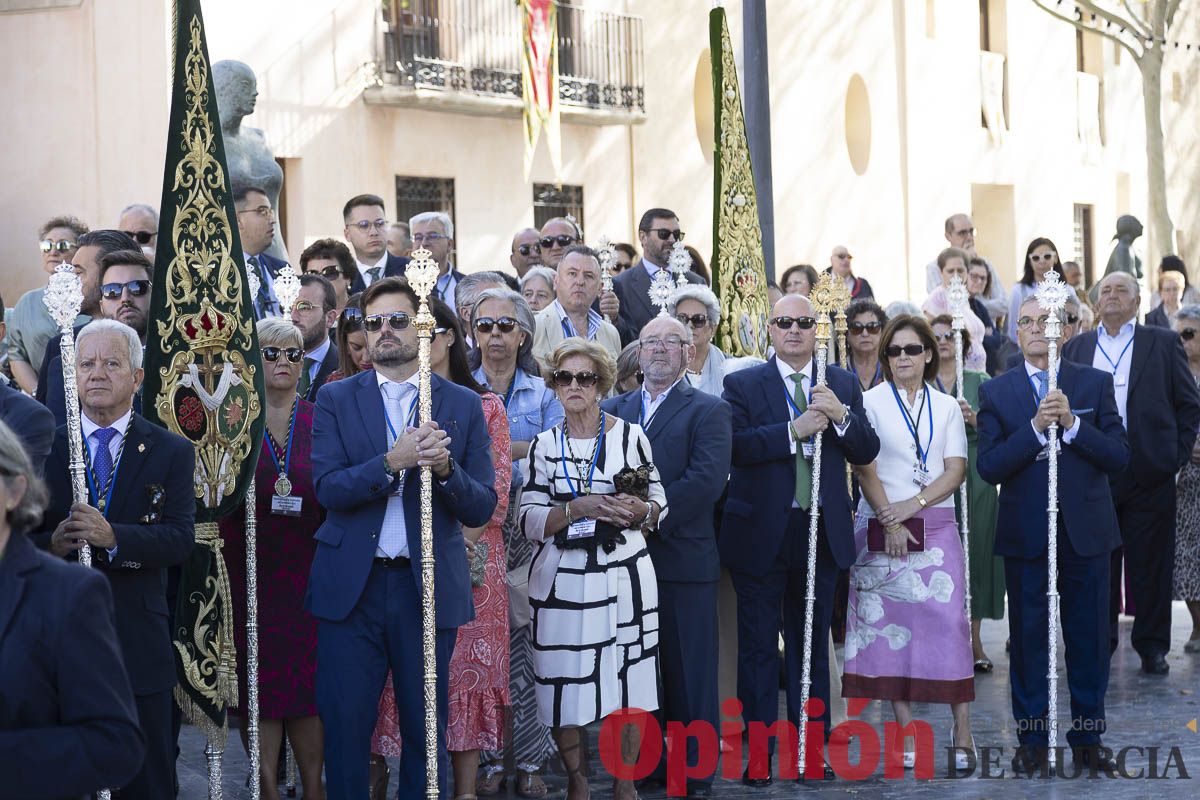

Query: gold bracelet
565,500,574,525
916,494,928,508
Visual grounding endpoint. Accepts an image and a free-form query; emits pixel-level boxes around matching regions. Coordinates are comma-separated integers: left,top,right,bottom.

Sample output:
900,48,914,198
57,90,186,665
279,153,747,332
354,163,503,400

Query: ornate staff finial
1035,269,1072,341
273,262,302,316
246,266,261,308
649,269,675,317
668,240,692,289
947,274,970,331
597,235,615,294
810,271,839,344
45,262,84,330
407,247,440,308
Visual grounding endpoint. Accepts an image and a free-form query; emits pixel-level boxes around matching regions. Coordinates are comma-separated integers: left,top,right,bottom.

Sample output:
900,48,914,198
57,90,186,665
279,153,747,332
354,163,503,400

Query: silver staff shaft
954,328,972,623
58,331,93,567
245,476,261,800
796,340,828,777
417,328,439,799
1045,336,1062,763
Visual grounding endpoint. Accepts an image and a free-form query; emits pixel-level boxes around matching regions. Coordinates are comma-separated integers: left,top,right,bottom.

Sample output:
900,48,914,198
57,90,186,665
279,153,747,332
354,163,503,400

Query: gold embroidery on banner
713,15,769,359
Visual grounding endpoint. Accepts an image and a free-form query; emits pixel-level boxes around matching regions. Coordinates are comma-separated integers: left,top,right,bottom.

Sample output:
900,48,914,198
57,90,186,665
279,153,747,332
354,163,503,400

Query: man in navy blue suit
978,294,1130,775
234,185,290,319
1063,272,1200,674
343,193,410,293
721,294,880,785
603,315,732,798
307,277,497,797
34,319,197,799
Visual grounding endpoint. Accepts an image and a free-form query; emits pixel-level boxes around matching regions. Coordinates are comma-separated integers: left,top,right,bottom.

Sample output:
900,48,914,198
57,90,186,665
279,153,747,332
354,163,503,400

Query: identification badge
567,518,597,540
1036,439,1063,461
913,463,931,487
271,494,303,517
1114,374,1127,387
802,441,815,459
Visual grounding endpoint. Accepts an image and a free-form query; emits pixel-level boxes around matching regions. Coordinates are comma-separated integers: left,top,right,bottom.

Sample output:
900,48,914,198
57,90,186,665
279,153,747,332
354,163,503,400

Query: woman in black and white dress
520,338,666,800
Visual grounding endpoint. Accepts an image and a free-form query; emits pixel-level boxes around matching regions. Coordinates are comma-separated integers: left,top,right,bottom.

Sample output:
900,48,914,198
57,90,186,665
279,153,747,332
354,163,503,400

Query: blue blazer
306,371,497,628
1144,303,1169,329
720,358,880,574
602,381,732,583
0,532,145,798
349,253,411,294
33,414,197,696
305,341,340,402
1063,323,1200,487
976,360,1129,559
0,379,55,475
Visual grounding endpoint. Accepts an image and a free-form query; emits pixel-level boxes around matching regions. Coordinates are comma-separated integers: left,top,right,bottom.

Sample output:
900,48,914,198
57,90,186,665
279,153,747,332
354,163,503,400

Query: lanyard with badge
784,376,817,459
890,381,934,486
384,386,420,494
560,414,606,541
83,434,126,517
1096,335,1134,387
266,398,302,516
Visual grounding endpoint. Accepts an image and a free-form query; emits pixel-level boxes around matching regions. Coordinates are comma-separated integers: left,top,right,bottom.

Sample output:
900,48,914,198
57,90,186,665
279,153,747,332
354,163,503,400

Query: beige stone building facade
1,0,1197,306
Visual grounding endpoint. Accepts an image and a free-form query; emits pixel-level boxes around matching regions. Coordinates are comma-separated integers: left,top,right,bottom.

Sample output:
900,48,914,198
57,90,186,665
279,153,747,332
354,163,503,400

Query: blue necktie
1036,370,1049,402
91,427,119,508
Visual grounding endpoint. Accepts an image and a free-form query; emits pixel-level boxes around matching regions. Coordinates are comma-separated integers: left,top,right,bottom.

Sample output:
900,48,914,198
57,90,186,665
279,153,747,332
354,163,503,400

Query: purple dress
220,399,322,718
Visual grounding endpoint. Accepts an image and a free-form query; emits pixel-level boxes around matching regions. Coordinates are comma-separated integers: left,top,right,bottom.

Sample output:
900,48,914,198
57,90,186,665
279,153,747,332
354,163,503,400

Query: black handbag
555,464,653,554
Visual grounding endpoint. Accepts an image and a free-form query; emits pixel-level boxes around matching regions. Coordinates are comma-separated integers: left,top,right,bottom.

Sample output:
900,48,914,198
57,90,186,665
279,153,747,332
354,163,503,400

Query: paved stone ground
179,606,1200,798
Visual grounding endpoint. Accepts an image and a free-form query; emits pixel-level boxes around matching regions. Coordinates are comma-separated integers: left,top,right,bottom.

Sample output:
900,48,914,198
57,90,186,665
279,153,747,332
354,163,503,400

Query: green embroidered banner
143,0,265,740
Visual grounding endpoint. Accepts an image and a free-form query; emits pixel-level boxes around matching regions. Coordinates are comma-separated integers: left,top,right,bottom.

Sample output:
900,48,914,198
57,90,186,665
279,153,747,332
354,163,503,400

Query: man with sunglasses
720,294,879,784
117,203,159,255
235,186,287,319
292,274,340,403
1063,272,1200,676
510,227,544,278
537,216,583,269
977,294,1130,775
342,194,409,290
602,316,732,798
300,238,360,315
612,208,706,346
308,276,497,798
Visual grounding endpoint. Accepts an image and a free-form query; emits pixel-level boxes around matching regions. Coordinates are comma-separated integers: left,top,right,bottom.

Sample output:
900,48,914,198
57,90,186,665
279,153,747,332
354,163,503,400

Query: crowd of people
2,197,1200,800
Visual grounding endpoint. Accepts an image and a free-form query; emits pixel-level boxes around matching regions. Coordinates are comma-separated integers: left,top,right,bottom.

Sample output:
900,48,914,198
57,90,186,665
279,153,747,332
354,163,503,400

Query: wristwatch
838,404,851,426
916,494,928,508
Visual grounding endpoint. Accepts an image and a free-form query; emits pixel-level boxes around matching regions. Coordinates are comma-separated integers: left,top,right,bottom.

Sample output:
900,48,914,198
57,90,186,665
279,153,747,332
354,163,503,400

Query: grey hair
76,319,142,369
520,266,557,293
668,284,722,327
469,288,540,375
119,203,159,224
256,317,304,350
456,271,510,309
884,301,923,319
409,210,454,240
0,419,49,534
1176,304,1200,325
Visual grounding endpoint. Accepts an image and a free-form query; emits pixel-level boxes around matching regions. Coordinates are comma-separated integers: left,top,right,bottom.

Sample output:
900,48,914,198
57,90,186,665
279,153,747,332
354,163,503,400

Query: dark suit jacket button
371,484,381,493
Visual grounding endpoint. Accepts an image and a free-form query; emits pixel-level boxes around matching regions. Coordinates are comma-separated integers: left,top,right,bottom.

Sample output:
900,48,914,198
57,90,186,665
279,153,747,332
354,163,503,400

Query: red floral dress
372,392,512,753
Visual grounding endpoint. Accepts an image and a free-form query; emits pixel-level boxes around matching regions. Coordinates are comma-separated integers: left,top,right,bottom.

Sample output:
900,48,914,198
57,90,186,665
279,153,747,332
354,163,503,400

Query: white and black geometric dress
519,415,666,728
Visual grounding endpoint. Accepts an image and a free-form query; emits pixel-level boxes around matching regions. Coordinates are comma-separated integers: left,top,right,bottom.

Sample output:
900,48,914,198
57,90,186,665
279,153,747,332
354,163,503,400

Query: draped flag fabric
520,0,562,183
709,6,770,359
144,0,265,741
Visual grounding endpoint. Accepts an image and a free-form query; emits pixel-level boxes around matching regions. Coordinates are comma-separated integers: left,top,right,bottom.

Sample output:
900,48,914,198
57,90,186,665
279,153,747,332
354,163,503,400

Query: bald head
638,315,693,392
830,245,853,277
773,293,813,318
510,227,543,276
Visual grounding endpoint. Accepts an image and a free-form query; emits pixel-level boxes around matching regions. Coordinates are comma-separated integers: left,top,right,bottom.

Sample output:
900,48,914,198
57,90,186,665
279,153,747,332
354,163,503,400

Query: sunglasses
101,279,152,300
309,264,343,279
517,243,541,256
770,316,816,330
644,228,685,241
1029,253,1057,262
933,332,955,342
540,234,577,249
675,313,710,328
475,316,519,334
122,230,155,245
550,369,599,388
363,312,412,332
39,239,76,253
849,321,881,334
885,344,926,357
263,346,303,363
1182,328,1199,341
340,307,363,328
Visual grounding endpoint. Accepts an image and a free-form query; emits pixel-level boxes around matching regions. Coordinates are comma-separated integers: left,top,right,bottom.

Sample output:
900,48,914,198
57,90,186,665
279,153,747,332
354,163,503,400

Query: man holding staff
720,293,879,784
977,295,1128,775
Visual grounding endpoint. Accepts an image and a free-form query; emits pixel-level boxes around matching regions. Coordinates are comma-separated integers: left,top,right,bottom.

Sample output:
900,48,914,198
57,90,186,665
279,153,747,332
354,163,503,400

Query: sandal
516,770,549,799
476,766,506,796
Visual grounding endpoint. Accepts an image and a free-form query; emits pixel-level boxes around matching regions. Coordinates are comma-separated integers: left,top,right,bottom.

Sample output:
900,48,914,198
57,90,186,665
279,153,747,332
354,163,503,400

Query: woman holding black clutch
519,338,666,800
842,315,974,770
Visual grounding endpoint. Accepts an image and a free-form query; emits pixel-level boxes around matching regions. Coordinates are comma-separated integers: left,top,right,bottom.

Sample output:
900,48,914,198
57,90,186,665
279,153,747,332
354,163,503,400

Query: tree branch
1030,0,1142,61
1165,0,1182,29
1117,0,1153,37
1076,0,1144,37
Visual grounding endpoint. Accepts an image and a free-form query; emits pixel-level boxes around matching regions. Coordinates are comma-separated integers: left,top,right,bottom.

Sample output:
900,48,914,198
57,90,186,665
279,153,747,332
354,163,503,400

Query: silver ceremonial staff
946,275,972,622
797,272,837,776
406,247,442,799
1035,271,1073,767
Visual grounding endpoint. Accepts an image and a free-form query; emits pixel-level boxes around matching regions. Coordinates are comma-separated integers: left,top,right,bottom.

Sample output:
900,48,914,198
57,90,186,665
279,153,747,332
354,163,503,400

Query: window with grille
533,184,584,233
395,176,457,234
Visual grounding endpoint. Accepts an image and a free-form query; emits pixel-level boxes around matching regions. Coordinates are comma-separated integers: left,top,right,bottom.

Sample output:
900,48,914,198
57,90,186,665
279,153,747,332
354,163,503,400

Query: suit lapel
645,381,692,435
1127,325,1154,394
355,374,389,457
0,534,35,648
1074,331,1099,366
761,357,791,424
106,415,155,520
629,266,655,322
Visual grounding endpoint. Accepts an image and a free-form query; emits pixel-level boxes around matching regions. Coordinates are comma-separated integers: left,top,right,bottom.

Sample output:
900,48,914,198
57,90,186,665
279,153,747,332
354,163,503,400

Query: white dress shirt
358,252,389,286
1093,319,1135,426
1024,361,1080,445
436,267,458,310
639,377,684,429
81,408,132,557
376,372,420,558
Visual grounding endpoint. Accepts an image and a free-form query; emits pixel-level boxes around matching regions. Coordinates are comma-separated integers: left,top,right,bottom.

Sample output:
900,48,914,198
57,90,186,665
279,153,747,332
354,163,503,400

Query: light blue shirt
472,365,564,485
1093,319,1135,426
436,268,458,311
552,299,603,341
306,338,331,385
641,257,668,279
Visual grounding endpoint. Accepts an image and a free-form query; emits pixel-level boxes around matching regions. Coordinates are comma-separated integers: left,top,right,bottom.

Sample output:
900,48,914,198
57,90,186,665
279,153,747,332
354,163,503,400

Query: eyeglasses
349,219,387,232
39,239,77,253
540,234,577,249
1016,315,1054,329
932,332,955,342
340,307,363,330
1182,328,1198,341
262,346,303,363
1029,253,1056,263
293,300,320,313
412,232,448,244
433,327,449,337
640,336,686,350
835,253,853,260
644,228,685,242
516,243,541,256
885,344,926,357
1065,314,1080,325
475,316,519,334
849,321,881,334
101,279,152,300
363,312,413,332
309,264,343,279
675,313,710,328
238,205,276,219
550,369,599,388
770,316,816,330
123,230,155,245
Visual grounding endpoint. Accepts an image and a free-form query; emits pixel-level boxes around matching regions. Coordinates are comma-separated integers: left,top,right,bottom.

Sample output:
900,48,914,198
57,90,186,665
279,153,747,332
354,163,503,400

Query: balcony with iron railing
367,0,645,124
